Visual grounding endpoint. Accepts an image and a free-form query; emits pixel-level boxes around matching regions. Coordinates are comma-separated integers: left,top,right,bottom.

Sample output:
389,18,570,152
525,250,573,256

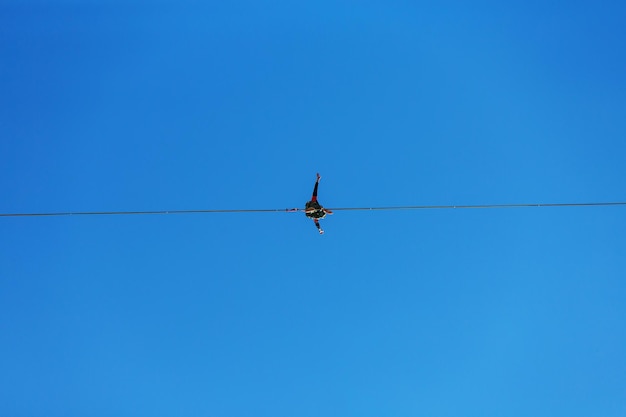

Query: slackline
1,201,625,217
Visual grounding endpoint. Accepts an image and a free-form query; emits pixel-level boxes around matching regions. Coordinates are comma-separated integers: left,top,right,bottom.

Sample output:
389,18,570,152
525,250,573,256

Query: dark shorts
305,201,326,219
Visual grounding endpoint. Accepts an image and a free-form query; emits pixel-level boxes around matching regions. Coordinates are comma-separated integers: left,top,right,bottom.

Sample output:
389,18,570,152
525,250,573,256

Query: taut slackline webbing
1,201,625,217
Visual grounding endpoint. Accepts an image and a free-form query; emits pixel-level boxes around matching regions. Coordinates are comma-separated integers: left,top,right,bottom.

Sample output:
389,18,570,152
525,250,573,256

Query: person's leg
311,173,320,202
314,219,324,234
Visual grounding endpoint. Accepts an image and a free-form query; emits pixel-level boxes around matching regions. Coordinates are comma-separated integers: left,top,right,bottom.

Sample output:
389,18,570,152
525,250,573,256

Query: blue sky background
1,1,625,416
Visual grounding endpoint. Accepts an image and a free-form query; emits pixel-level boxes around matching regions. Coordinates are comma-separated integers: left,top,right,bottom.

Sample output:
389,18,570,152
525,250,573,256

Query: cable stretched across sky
1,201,625,218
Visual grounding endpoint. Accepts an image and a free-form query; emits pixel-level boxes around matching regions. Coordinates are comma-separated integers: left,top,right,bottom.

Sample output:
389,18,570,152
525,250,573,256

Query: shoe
316,173,321,181
319,229,324,234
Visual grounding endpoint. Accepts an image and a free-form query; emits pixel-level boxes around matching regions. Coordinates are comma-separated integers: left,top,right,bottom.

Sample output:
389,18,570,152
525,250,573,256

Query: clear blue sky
1,1,625,416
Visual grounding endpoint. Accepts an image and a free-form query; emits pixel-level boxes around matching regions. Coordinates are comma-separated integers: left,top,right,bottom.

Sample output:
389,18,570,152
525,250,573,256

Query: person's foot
316,173,321,181
319,229,325,234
